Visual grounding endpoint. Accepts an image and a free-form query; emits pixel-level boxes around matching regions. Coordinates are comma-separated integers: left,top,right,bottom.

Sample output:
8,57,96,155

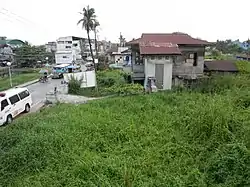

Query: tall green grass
0,84,250,186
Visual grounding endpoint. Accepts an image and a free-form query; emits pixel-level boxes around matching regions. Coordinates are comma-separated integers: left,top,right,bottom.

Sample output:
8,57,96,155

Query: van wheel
25,104,31,113
6,115,13,124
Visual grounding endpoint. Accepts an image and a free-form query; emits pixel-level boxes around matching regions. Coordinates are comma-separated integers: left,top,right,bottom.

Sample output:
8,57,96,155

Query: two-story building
127,33,210,90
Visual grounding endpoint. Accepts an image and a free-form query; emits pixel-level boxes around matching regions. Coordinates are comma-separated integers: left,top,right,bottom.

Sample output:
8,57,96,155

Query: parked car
0,87,32,126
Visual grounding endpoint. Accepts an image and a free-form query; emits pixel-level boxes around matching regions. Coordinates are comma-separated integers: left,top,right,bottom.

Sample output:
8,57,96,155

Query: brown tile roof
204,60,238,72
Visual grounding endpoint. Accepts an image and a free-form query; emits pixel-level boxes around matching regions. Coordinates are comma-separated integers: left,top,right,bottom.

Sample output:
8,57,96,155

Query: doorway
155,64,164,89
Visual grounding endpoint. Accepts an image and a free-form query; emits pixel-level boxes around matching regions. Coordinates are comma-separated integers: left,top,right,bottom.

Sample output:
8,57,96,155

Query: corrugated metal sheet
128,33,210,55
140,46,181,55
204,60,238,72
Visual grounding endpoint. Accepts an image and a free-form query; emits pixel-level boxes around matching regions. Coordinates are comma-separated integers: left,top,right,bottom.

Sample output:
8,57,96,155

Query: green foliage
206,144,250,186
215,39,244,54
187,74,250,94
15,45,54,68
83,70,135,97
68,75,82,94
105,84,143,96
1,83,250,186
97,70,126,87
236,60,250,74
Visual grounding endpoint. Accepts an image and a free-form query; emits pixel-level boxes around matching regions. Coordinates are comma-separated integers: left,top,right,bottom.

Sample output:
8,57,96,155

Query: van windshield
53,67,62,70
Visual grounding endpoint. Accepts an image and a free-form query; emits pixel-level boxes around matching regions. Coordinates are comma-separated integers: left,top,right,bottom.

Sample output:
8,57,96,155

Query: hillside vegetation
1,75,250,186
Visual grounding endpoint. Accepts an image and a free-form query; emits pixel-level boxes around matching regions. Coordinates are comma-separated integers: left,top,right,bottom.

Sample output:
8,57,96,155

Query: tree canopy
15,44,54,68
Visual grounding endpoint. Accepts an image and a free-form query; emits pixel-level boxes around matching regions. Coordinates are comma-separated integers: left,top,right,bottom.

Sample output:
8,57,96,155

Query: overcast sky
0,0,249,45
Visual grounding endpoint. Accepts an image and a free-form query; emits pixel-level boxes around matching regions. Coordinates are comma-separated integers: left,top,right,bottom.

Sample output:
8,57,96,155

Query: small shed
204,60,239,74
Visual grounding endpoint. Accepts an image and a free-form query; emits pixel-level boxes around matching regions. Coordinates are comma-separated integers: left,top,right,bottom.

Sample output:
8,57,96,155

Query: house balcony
132,64,145,80
133,64,144,73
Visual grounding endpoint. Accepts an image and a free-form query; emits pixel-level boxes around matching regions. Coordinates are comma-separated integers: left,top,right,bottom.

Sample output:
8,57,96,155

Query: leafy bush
68,75,82,94
97,69,126,87
187,74,250,94
105,84,144,96
236,60,250,74
206,144,250,186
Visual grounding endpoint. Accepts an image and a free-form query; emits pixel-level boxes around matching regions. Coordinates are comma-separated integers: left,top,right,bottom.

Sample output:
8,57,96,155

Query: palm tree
77,6,97,70
93,21,100,58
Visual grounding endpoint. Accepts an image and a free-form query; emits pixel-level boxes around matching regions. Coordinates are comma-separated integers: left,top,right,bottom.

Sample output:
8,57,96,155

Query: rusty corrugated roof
128,33,210,55
139,42,181,55
141,33,210,45
204,60,238,72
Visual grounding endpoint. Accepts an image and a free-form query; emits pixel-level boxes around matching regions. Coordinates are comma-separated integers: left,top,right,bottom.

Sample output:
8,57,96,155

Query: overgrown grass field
1,74,250,186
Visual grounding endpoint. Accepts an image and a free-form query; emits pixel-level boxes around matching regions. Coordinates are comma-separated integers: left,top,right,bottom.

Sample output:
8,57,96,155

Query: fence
64,71,96,88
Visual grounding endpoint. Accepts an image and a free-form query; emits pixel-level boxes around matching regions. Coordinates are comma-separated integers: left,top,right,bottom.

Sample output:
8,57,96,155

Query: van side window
1,99,9,111
9,95,20,105
19,90,30,100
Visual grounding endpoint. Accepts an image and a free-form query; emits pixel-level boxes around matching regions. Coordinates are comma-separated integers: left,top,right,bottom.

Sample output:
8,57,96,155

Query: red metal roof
141,33,210,45
128,33,210,55
140,45,181,55
139,41,181,55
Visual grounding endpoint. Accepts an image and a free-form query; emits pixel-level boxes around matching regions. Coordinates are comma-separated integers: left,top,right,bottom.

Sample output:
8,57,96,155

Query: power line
0,11,14,23
0,7,50,35
1,8,33,24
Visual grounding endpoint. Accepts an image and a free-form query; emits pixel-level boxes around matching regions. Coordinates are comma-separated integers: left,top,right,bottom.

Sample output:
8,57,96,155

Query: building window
65,46,71,49
57,41,64,44
193,53,198,66
150,56,155,60
73,43,78,47
185,52,198,66
158,56,164,60
66,41,72,44
63,56,67,58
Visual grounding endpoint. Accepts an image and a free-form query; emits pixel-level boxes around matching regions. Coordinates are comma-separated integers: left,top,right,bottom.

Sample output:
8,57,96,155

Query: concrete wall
173,46,205,78
145,56,173,90
64,71,96,88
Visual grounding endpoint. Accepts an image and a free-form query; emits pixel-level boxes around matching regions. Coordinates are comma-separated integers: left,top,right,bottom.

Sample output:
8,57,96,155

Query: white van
0,87,32,126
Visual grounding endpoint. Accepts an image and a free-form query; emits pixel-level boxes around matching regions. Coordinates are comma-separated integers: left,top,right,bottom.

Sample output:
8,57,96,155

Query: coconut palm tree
93,21,100,58
77,6,97,70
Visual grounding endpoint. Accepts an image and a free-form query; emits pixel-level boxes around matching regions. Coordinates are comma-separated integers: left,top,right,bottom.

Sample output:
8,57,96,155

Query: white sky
0,0,249,45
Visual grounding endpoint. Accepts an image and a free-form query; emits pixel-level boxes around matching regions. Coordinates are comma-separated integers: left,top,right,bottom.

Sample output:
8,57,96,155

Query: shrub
206,144,250,186
105,83,144,96
68,75,82,94
97,70,126,87
188,75,250,94
236,60,250,74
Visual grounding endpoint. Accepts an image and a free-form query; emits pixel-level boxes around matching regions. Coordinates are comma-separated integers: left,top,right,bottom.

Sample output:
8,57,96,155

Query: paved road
27,79,62,105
